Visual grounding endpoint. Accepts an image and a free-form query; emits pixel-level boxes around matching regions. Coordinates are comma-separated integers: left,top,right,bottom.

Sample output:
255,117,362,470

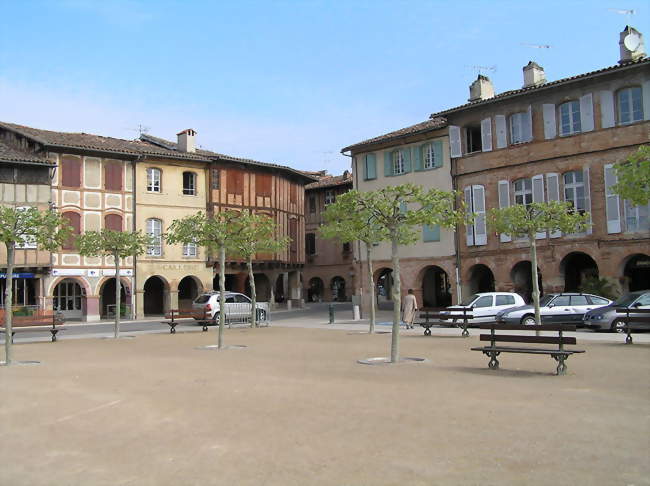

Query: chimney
619,26,646,64
468,75,495,102
177,129,197,153
523,61,546,88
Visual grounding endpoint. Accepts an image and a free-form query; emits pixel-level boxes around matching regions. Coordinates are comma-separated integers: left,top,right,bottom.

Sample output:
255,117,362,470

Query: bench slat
479,323,576,331
479,334,577,345
471,346,584,355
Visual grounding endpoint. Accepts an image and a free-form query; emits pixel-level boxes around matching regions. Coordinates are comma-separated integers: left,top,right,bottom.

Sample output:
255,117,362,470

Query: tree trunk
366,243,375,334
247,258,257,328
3,243,15,365
218,245,226,349
390,236,401,363
529,234,541,334
114,253,120,339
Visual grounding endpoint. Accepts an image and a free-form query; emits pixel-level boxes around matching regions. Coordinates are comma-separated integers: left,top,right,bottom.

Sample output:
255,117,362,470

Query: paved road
2,301,648,344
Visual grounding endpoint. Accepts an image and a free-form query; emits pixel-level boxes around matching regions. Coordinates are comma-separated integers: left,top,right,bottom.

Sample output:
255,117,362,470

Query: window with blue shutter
364,154,377,180
433,140,443,168
384,151,393,177
423,224,440,242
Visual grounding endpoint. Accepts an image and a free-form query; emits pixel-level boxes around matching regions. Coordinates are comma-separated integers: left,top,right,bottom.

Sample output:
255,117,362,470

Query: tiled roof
429,57,650,118
0,141,53,166
305,171,353,190
341,117,448,153
140,133,316,182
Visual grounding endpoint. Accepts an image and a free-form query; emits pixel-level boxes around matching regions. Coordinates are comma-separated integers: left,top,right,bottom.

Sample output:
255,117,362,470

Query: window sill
181,193,198,197
423,240,441,243
414,166,442,172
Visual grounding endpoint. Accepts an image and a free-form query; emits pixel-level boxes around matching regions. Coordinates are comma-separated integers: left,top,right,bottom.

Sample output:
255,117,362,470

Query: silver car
192,291,269,324
495,293,612,325
583,291,650,332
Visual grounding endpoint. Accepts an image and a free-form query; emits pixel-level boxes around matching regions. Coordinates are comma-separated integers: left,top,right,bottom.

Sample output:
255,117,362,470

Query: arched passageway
143,276,166,315
99,278,127,318
274,275,285,303
511,261,542,304
53,279,85,319
178,276,201,310
624,254,650,292
421,266,451,308
561,252,598,292
467,264,495,295
375,268,394,310
330,276,346,301
213,274,236,292
307,277,324,302
245,274,272,302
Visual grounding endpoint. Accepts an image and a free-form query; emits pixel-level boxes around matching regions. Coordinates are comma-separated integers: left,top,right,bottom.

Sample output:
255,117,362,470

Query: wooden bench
418,307,473,337
161,309,205,334
471,323,585,375
0,311,66,342
615,308,650,344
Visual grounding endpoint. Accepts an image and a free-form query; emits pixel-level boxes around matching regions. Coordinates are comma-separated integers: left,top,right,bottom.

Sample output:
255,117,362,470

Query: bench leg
423,327,431,336
170,324,176,334
486,350,500,370
51,330,59,342
461,325,469,338
554,355,567,375
625,327,633,345
202,324,208,332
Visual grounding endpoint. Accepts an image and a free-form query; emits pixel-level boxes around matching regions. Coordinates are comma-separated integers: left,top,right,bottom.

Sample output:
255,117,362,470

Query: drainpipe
132,155,142,319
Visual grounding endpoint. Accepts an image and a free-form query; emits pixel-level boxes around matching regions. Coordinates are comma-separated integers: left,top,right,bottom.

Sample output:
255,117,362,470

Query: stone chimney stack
177,129,197,153
619,26,646,64
523,61,546,88
468,75,495,102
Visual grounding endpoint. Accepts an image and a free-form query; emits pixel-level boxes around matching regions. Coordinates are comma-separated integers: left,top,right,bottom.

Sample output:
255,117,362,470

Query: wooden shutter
449,126,462,158
472,185,487,246
61,156,81,187
464,186,474,246
105,214,123,231
104,161,123,191
545,173,561,238
542,104,557,139
643,80,650,120
422,224,440,242
495,115,507,148
256,173,272,196
365,153,376,179
227,169,244,195
401,147,412,172
604,164,621,234
414,145,423,171
433,140,443,168
599,90,615,128
62,212,80,250
580,93,594,132
498,180,511,242
532,174,546,239
583,167,592,234
480,118,492,152
523,105,533,142
384,151,392,176
289,219,298,258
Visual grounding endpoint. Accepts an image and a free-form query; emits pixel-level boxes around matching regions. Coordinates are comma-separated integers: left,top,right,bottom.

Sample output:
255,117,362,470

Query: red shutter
104,161,122,191
63,212,81,250
61,156,81,187
227,169,244,195
105,214,123,231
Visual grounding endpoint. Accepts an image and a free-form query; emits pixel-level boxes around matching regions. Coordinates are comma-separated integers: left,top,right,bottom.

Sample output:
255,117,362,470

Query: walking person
401,289,418,330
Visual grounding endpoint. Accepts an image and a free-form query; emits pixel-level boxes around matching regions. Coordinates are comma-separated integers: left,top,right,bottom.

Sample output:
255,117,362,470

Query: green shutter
384,151,392,176
363,155,369,180
366,153,376,180
399,200,407,214
434,140,444,168
414,145,423,171
423,224,440,242
401,148,412,173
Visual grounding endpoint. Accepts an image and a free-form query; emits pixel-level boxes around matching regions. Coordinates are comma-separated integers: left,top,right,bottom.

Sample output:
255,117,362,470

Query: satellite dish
624,32,641,51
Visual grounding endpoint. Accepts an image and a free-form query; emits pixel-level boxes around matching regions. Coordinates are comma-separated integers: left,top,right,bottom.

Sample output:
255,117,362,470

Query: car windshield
613,293,641,307
460,294,480,306
539,295,554,306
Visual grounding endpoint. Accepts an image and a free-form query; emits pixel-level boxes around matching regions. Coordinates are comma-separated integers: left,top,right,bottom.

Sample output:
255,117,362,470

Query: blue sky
1,0,648,174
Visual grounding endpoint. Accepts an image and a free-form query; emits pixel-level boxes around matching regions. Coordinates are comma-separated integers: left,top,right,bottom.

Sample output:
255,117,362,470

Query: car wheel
256,309,267,321
521,315,537,326
212,312,220,326
610,318,626,333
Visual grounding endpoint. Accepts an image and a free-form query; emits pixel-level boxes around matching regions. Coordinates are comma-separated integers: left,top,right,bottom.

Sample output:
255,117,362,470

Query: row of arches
306,277,347,302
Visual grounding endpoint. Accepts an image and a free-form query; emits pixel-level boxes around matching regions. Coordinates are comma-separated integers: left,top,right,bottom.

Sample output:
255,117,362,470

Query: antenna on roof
607,7,635,16
467,65,497,76
125,124,151,136
520,43,552,49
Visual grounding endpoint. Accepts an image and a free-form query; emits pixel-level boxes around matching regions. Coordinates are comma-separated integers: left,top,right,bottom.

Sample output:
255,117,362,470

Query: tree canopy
611,145,650,207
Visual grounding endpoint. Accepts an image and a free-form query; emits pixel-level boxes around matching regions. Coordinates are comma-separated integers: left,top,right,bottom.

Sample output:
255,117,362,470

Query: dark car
495,293,612,325
583,290,650,332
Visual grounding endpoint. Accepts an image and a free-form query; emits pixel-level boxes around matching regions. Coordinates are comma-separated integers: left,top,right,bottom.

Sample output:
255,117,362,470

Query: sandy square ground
1,327,648,485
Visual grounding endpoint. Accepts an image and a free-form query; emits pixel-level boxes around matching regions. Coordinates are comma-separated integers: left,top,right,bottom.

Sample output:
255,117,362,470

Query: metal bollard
328,304,335,324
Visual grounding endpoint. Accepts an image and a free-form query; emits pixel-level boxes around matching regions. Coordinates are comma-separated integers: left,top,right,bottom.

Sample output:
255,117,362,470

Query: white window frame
509,112,527,144
147,168,161,193
392,151,405,175
623,199,650,233
182,172,196,196
146,218,162,256
423,143,435,169
559,101,581,136
617,86,643,125
513,178,533,206
324,190,335,205
182,242,197,257
563,170,586,214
